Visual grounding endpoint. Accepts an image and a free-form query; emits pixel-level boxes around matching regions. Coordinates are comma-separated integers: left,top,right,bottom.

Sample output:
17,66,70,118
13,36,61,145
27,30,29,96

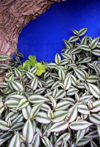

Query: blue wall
17,0,100,63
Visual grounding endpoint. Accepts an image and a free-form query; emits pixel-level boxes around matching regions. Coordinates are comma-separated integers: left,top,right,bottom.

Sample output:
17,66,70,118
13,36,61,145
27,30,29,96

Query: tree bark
0,0,63,82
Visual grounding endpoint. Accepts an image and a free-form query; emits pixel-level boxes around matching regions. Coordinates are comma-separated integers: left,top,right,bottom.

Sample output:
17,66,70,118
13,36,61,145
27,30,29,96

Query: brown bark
0,0,64,82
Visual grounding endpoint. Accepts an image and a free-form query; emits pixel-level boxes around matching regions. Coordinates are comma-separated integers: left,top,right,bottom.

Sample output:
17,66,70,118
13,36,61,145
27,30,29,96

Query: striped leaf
76,138,91,146
22,119,34,143
0,55,10,61
8,132,20,147
90,140,98,147
78,28,88,36
80,57,91,63
67,87,79,95
58,68,65,80
12,114,23,124
72,29,79,35
55,90,66,99
49,96,56,109
31,78,38,90
90,37,99,49
80,95,93,102
71,48,81,54
92,49,100,56
30,103,42,119
17,98,29,110
91,100,100,112
46,79,54,87
22,105,31,119
36,111,51,124
69,36,79,42
74,69,86,81
7,94,26,100
52,111,68,123
30,66,38,73
5,112,19,121
14,68,22,78
56,101,70,111
71,75,77,86
89,114,100,125
11,81,24,91
61,53,72,59
81,36,87,45
60,59,69,65
51,81,60,89
64,74,71,90
70,120,92,130
0,64,10,69
0,102,4,114
88,83,100,98
28,94,49,103
0,82,8,88
97,125,100,137
0,139,5,146
55,53,61,64
77,45,90,51
33,133,40,147
47,63,57,69
86,75,100,83
41,103,50,112
68,104,78,123
48,121,68,132
42,136,52,147
5,100,19,108
0,119,9,131
26,72,35,79
35,88,45,94
78,104,90,115
55,133,70,146
48,108,54,119
76,129,86,143
9,122,24,131
64,40,72,49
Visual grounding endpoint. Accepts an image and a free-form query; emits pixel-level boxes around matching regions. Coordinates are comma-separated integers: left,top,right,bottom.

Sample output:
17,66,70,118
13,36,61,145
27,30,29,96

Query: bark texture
0,0,63,82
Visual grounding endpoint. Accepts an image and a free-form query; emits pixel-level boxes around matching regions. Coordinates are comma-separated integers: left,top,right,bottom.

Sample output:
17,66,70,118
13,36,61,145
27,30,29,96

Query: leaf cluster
0,28,100,147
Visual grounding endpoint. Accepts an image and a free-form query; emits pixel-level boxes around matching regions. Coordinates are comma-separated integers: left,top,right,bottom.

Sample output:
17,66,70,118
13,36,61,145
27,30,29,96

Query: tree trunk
0,0,63,82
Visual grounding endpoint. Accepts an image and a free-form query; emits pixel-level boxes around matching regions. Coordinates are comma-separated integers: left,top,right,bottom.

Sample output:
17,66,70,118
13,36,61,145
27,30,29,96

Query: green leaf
55,53,61,64
69,36,79,42
8,132,20,147
78,28,88,36
30,103,42,119
22,119,34,143
28,55,37,66
48,121,68,132
0,55,10,61
88,83,100,98
35,63,46,76
70,120,92,130
90,37,99,49
28,94,49,103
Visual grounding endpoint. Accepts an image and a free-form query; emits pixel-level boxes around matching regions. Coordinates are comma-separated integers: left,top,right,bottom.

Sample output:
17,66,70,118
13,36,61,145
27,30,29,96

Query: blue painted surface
17,0,100,63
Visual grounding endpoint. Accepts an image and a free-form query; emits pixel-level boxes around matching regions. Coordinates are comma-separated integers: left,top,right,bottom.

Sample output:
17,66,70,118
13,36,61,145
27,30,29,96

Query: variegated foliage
0,28,100,147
